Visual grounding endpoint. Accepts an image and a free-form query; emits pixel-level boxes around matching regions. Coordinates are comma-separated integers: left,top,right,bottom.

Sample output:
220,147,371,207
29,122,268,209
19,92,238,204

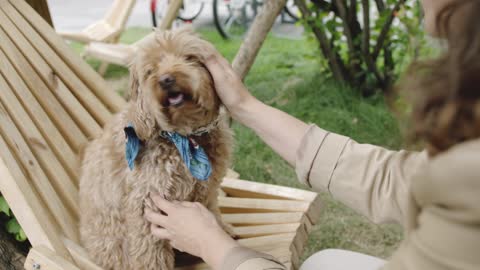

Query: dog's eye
185,55,197,62
146,69,153,76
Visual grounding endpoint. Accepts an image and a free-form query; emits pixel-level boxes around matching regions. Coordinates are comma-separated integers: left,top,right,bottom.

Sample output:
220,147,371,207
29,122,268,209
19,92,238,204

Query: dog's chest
125,139,208,201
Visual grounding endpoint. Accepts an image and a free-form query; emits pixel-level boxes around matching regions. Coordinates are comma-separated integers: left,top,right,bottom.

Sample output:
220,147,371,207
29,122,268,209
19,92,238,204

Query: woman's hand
145,195,239,270
204,52,257,118
204,51,308,166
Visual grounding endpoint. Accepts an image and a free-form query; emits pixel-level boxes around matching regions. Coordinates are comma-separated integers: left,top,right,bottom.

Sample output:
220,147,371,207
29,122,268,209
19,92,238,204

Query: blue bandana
124,124,141,170
123,124,212,181
161,132,212,181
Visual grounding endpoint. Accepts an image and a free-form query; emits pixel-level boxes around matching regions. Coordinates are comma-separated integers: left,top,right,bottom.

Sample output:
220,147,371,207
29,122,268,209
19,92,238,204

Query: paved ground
47,0,304,39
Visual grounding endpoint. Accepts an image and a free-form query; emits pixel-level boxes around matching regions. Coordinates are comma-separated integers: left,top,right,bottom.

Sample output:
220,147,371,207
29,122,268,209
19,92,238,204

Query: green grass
76,27,404,260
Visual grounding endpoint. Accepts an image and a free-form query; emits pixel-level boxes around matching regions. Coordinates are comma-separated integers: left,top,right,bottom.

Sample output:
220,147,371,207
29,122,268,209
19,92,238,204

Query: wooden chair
0,1,321,269
83,0,183,69
57,0,136,75
58,0,136,44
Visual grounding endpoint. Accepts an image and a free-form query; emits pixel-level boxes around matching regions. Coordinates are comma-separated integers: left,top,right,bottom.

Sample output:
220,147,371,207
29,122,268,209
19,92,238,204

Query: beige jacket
221,125,480,270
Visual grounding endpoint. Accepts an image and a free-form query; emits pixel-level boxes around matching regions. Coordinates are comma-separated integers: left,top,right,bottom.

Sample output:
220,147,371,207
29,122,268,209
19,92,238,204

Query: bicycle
213,0,301,39
150,0,205,27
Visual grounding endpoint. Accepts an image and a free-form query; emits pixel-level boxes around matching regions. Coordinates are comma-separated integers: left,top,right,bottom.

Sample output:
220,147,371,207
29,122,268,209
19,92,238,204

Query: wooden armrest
25,246,80,270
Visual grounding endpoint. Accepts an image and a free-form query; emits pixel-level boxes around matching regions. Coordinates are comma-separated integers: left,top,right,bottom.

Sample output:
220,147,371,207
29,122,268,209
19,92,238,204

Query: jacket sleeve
296,125,428,224
384,140,480,269
221,246,286,270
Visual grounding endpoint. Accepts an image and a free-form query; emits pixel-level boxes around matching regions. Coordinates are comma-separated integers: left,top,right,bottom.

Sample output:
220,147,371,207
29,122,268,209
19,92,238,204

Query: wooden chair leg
97,62,109,76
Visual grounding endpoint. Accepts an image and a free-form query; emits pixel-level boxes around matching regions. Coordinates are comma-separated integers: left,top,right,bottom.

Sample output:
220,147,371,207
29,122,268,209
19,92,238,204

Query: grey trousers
300,249,386,270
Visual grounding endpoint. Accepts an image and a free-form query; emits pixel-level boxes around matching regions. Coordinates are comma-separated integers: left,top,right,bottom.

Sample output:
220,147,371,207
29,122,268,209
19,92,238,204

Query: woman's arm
205,53,309,166
205,53,428,224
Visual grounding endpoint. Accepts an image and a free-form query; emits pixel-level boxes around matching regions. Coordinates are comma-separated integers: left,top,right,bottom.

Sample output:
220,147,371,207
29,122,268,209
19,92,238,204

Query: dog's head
127,27,220,138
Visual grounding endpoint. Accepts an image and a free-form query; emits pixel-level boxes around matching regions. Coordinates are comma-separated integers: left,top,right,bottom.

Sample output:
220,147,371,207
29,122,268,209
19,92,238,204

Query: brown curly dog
79,28,233,270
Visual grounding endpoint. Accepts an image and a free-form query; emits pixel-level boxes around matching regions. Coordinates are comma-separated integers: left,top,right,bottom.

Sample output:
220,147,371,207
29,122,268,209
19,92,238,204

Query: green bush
0,195,27,242
295,0,424,95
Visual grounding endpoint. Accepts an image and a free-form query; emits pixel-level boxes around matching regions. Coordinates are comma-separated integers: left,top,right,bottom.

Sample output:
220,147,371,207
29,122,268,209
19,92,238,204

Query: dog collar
185,116,221,137
124,118,219,180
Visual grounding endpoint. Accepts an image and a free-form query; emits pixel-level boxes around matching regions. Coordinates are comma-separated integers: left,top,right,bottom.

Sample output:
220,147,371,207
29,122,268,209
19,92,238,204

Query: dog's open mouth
167,92,185,107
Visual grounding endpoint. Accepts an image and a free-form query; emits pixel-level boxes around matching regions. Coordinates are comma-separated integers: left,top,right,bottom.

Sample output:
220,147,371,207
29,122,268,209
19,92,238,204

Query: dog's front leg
80,209,127,270
125,195,175,270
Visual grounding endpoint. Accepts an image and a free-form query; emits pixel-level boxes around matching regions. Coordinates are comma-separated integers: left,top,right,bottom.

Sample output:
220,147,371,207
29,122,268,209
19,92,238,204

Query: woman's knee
300,249,386,270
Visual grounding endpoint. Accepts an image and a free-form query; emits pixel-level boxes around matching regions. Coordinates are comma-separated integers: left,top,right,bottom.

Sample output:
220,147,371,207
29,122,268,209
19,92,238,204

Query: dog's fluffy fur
79,28,232,270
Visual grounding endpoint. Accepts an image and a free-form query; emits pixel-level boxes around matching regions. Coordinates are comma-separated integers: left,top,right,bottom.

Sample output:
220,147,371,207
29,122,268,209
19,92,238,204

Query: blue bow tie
124,125,212,181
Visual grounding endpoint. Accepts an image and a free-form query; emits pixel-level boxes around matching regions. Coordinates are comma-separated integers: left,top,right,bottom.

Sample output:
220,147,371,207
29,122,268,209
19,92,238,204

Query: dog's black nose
159,74,176,89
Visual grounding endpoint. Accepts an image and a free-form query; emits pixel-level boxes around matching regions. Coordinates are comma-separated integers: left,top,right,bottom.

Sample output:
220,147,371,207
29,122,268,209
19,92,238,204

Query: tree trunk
0,229,26,270
295,0,349,82
26,0,53,28
232,0,287,80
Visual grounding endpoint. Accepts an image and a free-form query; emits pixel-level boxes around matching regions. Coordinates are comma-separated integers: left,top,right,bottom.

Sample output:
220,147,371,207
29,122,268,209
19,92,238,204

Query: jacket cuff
295,124,349,191
220,246,279,270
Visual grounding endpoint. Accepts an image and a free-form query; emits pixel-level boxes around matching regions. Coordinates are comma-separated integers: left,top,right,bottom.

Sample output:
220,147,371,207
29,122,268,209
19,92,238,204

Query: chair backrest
0,0,125,260
104,0,136,30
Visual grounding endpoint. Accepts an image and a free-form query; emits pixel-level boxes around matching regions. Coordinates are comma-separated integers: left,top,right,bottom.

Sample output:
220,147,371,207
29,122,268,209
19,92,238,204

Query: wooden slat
83,0,181,68
292,224,309,257
218,189,227,197
1,3,111,133
225,169,240,179
25,246,80,270
290,245,300,270
238,233,296,249
0,73,79,218
0,46,79,180
84,42,136,66
304,196,323,226
105,0,136,29
59,21,120,44
9,0,126,114
0,137,73,261
0,99,78,242
219,197,310,213
25,0,53,27
0,23,87,153
83,21,117,41
233,223,301,238
222,178,318,202
222,212,305,225
59,31,93,43
63,238,104,270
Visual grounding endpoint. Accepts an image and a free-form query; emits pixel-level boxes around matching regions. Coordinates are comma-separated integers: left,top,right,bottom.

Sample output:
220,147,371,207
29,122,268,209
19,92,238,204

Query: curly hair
404,0,480,156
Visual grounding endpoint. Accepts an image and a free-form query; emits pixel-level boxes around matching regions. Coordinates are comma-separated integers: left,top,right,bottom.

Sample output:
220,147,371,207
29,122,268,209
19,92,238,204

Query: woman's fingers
204,56,223,76
150,195,175,214
145,209,168,227
150,224,171,240
205,54,232,76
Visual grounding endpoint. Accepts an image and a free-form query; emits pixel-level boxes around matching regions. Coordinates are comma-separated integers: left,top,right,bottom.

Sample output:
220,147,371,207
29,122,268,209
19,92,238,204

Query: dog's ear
126,105,155,141
127,62,140,101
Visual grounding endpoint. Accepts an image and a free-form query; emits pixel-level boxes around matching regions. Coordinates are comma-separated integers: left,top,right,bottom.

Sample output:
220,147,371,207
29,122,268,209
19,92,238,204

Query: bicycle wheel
284,0,301,21
213,0,258,39
177,0,205,21
151,0,158,27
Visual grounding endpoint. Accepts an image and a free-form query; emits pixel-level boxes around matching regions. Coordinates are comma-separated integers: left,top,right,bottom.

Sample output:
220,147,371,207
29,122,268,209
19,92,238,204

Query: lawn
75,27,404,261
